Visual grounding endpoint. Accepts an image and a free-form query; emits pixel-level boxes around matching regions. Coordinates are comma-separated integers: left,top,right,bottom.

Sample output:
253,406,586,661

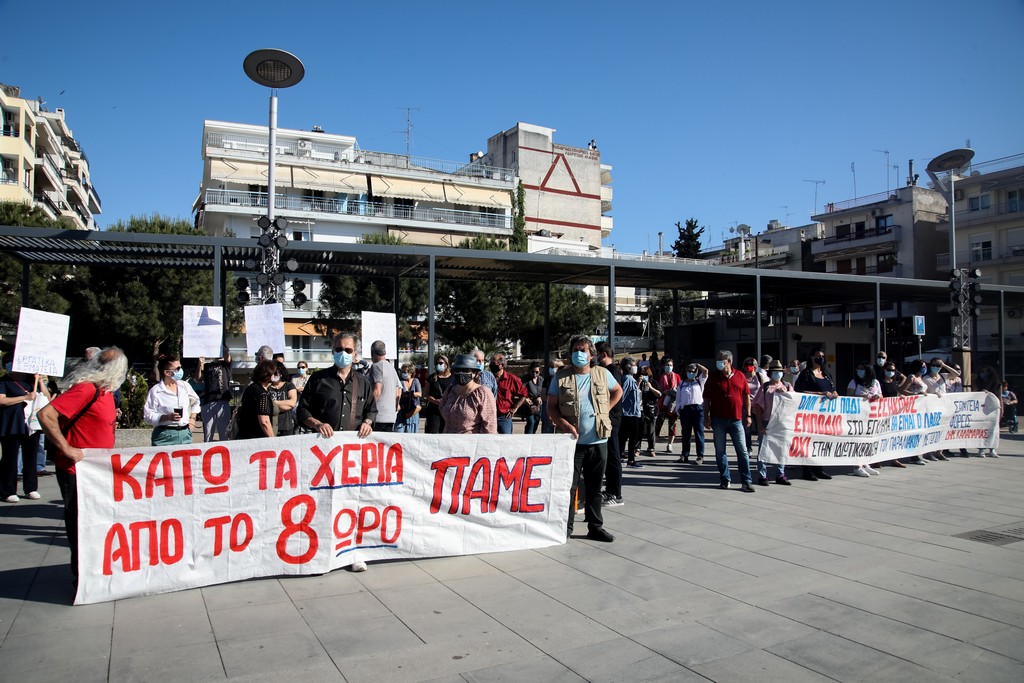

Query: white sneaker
853,468,870,477
865,466,880,476
26,491,41,500
349,560,367,572
4,495,19,503
987,451,1000,458
911,458,927,465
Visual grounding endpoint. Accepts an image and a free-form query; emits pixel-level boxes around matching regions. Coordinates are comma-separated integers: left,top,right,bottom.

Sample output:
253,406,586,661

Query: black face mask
455,372,474,386
813,356,825,366
489,363,501,373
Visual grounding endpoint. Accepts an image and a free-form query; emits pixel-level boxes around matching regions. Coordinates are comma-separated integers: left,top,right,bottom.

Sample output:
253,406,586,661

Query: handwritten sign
74,433,575,605
244,303,285,357
182,306,224,358
760,391,1000,465
12,307,70,377
361,311,398,359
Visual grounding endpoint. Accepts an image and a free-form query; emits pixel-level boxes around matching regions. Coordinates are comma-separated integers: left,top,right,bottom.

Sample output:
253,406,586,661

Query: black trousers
0,433,39,498
56,470,78,578
603,419,622,497
568,442,607,536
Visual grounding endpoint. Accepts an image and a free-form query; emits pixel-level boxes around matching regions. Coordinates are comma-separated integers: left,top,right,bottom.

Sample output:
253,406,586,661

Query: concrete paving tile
460,654,587,682
228,661,345,682
201,577,288,611
113,584,208,623
550,636,691,683
632,620,755,667
971,626,1024,662
509,562,603,591
0,654,110,683
6,595,113,638
219,629,336,678
767,631,905,680
950,650,1024,683
349,559,437,590
208,600,310,642
371,583,513,645
415,554,503,582
706,548,804,577
295,588,391,630
698,605,817,648
316,613,424,656
585,600,693,637
109,641,224,681
112,608,214,656
753,542,847,569
761,593,871,632
850,660,959,682
486,548,569,573
692,648,836,682
0,622,111,675
446,572,547,605
278,568,366,601
331,631,542,683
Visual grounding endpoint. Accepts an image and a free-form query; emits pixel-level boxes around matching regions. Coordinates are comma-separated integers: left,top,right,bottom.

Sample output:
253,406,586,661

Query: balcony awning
291,167,368,194
370,176,446,202
210,159,272,184
813,240,897,262
445,184,512,208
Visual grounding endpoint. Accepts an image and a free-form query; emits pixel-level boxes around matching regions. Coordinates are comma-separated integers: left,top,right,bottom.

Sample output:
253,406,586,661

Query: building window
970,239,992,262
836,259,852,274
854,221,866,239
835,224,851,239
875,214,894,230
968,194,991,211
1009,189,1021,213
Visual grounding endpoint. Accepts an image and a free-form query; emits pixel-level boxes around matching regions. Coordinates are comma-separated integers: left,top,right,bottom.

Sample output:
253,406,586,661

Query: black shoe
695,456,704,466
741,482,756,493
719,481,730,489
586,528,615,542
757,476,770,486
802,472,818,481
681,455,689,463
817,471,832,480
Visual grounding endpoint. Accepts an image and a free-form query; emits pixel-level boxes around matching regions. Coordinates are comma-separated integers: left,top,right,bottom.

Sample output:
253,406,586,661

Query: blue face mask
171,369,184,381
571,351,589,368
549,366,556,376
687,372,696,380
436,363,445,373
333,351,353,368
885,370,895,378
770,371,784,381
856,369,866,379
715,360,726,371
919,366,928,376
298,367,307,376
929,366,941,375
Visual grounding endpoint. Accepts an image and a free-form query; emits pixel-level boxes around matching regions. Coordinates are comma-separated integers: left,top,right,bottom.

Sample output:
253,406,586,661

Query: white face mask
629,366,637,374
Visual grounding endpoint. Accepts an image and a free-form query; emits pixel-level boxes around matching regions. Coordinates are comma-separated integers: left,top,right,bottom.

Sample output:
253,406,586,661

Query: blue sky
5,0,1023,252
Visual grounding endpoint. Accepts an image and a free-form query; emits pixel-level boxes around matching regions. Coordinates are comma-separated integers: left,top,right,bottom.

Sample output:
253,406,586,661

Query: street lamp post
243,49,304,303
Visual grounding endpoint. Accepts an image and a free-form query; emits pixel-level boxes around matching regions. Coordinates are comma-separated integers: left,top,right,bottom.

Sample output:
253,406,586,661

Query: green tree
671,218,705,259
509,181,527,252
0,201,77,326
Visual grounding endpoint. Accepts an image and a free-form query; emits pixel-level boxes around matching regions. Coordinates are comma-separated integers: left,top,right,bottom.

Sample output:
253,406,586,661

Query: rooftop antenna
803,179,825,215
779,205,792,225
874,149,891,194
851,162,858,199
396,106,420,159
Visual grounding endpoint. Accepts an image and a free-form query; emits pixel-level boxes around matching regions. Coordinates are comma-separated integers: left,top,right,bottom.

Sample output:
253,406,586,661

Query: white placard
361,311,398,361
74,433,575,605
12,307,71,377
244,303,285,357
182,306,224,358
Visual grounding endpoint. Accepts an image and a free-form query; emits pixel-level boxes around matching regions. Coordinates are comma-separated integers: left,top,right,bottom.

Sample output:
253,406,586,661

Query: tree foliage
0,201,76,327
671,218,705,259
509,181,528,252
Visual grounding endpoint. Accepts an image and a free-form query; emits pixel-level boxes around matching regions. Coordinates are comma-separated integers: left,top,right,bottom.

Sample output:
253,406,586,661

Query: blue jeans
677,404,705,457
395,413,420,433
497,416,513,434
711,417,752,485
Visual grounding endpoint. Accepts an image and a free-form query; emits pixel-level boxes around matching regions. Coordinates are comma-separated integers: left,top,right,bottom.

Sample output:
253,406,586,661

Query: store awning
283,321,320,336
210,159,270,183
445,183,512,208
370,176,446,202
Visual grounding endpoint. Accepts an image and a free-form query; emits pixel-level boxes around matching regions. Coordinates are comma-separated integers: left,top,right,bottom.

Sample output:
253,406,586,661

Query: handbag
27,392,50,432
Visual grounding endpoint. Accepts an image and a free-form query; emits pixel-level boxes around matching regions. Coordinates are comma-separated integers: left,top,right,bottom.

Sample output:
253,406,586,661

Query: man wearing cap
674,361,709,464
548,335,622,542
703,350,755,493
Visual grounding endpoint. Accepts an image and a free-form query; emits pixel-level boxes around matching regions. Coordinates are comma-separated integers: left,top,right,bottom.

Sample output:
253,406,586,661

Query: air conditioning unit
871,209,881,216
297,139,313,156
1009,309,1021,318
954,189,964,201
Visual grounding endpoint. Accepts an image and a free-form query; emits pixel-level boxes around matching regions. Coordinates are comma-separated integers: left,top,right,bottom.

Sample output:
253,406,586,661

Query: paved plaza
2,433,1023,682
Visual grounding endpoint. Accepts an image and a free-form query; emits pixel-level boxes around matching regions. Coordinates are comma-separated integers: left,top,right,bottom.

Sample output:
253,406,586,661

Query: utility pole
874,149,891,194
397,106,420,161
803,179,825,215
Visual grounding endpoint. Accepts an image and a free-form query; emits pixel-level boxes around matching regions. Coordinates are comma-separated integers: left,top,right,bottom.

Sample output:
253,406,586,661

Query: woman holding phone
143,356,200,446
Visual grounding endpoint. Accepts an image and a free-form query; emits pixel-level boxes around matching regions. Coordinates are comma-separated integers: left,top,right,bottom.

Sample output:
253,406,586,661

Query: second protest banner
760,391,1001,466
75,433,575,605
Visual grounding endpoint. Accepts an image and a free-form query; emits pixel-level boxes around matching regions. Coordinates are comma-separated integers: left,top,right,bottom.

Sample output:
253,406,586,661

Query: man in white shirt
370,340,401,432
674,362,708,464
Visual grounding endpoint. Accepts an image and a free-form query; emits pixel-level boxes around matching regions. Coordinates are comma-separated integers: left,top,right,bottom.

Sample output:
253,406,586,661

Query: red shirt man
491,354,527,416
703,360,751,422
46,382,118,473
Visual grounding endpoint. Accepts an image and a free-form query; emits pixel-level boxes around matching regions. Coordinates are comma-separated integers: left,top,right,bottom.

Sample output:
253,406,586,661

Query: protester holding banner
441,354,497,435
143,356,201,447
0,367,41,502
521,362,546,435
36,347,127,580
752,360,792,486
703,350,755,492
793,347,838,480
846,362,882,476
395,362,423,434
297,332,377,440
268,361,298,436
423,355,453,434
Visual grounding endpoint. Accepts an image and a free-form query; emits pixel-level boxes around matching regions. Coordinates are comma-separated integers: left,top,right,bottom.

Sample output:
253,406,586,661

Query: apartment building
934,153,1024,373
703,220,822,271
0,83,101,228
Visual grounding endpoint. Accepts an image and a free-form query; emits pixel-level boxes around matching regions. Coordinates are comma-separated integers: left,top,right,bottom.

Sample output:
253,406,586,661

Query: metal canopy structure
2,225,1023,371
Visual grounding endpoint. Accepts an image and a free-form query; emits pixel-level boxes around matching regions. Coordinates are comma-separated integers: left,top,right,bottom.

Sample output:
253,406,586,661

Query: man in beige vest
547,335,623,542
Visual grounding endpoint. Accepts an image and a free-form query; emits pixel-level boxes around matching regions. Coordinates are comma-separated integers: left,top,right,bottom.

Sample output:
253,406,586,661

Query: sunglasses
333,346,355,354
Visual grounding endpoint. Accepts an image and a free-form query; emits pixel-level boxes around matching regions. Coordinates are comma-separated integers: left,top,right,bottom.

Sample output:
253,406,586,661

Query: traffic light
291,279,307,308
967,268,982,317
235,276,250,304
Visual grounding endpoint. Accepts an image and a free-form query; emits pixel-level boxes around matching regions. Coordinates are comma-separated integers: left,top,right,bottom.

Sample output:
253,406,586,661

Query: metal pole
754,274,762,358
268,92,277,221
874,282,881,353
998,289,1006,379
543,282,551,365
213,244,222,310
427,255,435,371
21,261,30,308
608,264,616,347
949,173,955,271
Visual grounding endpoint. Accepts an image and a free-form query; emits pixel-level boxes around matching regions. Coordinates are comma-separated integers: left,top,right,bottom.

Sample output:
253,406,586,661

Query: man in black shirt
297,332,377,438
596,341,625,507
198,348,233,442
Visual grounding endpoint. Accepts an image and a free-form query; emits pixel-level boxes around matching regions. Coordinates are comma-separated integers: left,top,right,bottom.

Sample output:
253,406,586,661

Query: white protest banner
74,433,575,605
12,307,71,377
182,305,224,358
361,311,398,360
244,303,285,357
761,391,1000,466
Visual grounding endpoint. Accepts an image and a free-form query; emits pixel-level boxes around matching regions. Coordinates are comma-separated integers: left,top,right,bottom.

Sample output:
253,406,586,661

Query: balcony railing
942,200,1023,226
823,224,898,244
938,245,1024,268
825,263,903,277
819,190,898,213
206,132,515,182
1,125,19,137
34,192,60,215
0,173,16,185
206,189,512,230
